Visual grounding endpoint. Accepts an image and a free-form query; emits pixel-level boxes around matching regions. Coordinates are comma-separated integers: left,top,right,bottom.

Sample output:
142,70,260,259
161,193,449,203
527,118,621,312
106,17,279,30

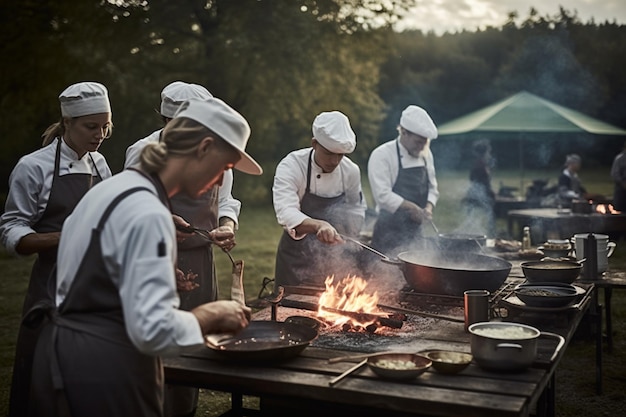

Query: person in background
610,141,626,211
461,139,496,237
368,105,439,255
125,81,241,417
28,97,261,417
0,81,113,417
558,154,587,207
273,111,366,288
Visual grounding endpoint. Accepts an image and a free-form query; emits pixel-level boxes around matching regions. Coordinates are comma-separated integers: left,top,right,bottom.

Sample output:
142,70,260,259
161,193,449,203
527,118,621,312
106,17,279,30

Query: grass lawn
0,167,624,416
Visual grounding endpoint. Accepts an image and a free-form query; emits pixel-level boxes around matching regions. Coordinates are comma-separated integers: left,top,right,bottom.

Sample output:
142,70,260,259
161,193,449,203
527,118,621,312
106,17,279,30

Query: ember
596,204,620,214
317,275,387,331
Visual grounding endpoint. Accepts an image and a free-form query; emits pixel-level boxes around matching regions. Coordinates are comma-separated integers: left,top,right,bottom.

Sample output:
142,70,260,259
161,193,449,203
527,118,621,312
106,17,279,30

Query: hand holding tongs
176,224,236,267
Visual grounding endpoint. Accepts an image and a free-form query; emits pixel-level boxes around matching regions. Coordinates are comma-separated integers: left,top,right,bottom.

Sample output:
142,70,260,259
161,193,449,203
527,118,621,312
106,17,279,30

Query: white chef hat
173,97,262,175
399,105,438,139
312,111,356,154
59,82,111,118
564,154,581,166
160,81,213,118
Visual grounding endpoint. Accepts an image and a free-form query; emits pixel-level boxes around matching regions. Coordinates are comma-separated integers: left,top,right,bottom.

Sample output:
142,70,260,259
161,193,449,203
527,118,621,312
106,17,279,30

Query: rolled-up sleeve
368,145,404,213
218,169,241,226
0,162,44,255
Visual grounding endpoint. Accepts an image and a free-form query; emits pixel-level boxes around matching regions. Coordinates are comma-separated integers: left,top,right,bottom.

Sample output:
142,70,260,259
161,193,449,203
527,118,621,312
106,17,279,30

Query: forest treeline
1,1,625,204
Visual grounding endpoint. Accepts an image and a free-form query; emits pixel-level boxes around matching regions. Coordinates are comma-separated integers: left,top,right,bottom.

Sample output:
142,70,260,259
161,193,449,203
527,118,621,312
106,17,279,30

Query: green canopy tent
436,90,626,194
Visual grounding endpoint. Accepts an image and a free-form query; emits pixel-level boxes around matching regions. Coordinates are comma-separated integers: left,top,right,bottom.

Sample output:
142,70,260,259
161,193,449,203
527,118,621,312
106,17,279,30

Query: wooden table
163,276,594,417
507,208,626,242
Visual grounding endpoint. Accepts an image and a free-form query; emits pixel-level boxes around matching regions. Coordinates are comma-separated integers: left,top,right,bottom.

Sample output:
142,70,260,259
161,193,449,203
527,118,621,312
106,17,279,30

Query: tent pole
519,133,524,199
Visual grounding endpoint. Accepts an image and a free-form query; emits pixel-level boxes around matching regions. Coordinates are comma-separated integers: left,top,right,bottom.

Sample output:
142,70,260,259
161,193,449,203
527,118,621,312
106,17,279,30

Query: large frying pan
396,250,512,296
205,320,318,361
343,237,511,296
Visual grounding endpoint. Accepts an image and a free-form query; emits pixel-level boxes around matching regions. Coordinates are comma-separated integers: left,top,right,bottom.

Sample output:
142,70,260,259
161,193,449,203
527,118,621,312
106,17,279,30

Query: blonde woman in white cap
125,82,243,417
368,104,439,255
28,97,261,417
272,111,366,287
0,81,113,417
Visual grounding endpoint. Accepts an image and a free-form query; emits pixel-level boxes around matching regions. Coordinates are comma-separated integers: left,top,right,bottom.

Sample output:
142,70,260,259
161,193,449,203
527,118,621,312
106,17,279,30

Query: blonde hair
41,117,114,147
139,117,226,173
41,119,65,147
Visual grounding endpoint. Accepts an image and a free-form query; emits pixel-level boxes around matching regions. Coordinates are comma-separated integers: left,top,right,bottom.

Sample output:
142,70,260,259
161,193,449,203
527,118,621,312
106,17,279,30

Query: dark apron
28,185,165,417
275,150,359,288
371,140,429,255
9,138,102,417
165,189,219,417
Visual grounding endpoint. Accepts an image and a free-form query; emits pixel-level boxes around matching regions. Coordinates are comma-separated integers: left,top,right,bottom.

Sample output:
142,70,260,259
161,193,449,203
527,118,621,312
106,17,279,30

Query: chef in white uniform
28,97,261,417
368,105,439,255
273,111,366,288
125,82,242,417
0,82,113,417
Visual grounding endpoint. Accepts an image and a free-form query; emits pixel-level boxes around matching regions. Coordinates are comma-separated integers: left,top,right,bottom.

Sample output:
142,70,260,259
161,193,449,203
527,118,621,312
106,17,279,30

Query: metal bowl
521,259,582,284
423,350,472,374
514,285,578,308
366,353,431,380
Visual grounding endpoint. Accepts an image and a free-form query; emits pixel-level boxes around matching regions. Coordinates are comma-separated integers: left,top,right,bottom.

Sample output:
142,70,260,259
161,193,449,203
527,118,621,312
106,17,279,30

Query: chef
28,97,260,417
0,81,113,417
273,111,366,288
125,81,242,417
368,105,439,255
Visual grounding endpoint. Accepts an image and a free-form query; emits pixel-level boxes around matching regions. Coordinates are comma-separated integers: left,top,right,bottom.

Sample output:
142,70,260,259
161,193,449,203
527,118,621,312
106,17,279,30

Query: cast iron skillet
205,320,318,362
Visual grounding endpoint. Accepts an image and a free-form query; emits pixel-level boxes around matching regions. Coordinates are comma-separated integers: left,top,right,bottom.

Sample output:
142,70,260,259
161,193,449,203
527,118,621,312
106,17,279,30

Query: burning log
278,299,403,329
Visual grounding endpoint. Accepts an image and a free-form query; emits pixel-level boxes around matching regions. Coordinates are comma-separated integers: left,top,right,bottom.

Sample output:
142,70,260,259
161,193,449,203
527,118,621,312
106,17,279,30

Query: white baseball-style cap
59,82,111,118
173,98,262,175
160,81,213,118
312,111,356,154
400,105,438,139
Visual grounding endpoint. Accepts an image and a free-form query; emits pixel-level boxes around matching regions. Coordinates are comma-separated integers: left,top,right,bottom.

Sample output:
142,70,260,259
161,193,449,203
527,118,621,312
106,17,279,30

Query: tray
500,284,587,313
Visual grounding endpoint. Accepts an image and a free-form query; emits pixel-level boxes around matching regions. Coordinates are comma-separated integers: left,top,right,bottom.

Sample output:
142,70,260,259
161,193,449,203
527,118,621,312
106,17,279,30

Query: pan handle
540,332,566,362
340,235,402,265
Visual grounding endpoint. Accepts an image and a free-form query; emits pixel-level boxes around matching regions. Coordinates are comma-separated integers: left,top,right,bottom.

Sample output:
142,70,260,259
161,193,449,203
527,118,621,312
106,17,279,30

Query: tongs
176,223,236,267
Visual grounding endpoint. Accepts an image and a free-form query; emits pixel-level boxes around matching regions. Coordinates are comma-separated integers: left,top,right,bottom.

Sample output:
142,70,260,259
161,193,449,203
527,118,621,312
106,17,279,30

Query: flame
596,204,621,214
317,274,386,330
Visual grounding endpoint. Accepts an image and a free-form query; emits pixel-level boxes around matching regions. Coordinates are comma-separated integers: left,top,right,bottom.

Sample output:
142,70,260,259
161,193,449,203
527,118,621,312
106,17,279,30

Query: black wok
437,233,487,252
393,250,511,296
205,320,318,361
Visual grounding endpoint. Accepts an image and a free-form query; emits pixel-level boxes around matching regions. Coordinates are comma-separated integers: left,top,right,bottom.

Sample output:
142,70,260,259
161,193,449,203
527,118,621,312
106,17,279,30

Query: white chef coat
0,138,112,256
272,147,366,237
124,129,241,225
367,138,439,213
55,169,202,356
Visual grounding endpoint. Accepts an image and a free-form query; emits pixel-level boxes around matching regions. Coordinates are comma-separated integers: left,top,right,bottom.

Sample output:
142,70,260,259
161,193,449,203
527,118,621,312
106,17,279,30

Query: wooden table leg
594,289,603,395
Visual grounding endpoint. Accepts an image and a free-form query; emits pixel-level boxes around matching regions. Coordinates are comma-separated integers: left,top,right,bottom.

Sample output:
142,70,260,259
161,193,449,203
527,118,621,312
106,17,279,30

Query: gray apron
164,189,219,417
275,150,359,288
9,138,102,417
28,183,167,417
371,140,429,255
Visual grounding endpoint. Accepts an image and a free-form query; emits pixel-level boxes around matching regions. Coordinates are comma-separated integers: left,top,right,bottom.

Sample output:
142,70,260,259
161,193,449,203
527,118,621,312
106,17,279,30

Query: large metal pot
468,322,565,371
393,250,512,296
437,233,486,252
205,320,318,361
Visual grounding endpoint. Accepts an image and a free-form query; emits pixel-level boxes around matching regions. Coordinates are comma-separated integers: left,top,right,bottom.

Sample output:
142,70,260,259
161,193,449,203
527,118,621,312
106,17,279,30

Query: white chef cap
312,111,356,154
399,105,438,139
564,154,581,166
59,82,111,118
161,81,213,118
173,98,262,175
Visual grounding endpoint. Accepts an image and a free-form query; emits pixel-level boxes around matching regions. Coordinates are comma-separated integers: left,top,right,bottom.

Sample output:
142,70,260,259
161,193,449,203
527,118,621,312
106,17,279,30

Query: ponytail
41,119,65,147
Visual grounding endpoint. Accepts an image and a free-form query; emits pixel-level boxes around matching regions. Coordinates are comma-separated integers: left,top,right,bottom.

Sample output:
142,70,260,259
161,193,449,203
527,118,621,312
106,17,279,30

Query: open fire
317,275,388,332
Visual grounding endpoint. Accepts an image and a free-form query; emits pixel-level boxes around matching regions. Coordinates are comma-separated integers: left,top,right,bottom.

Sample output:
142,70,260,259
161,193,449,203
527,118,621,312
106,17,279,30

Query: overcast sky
395,0,626,34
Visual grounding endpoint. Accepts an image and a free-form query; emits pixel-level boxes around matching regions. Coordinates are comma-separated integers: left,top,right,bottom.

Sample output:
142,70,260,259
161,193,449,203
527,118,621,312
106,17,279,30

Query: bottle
522,226,531,250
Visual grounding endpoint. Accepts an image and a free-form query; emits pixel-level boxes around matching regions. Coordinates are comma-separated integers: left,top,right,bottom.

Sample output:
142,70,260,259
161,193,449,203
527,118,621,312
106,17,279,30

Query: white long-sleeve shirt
367,138,439,213
55,170,202,356
124,129,241,225
0,138,112,256
272,147,366,236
